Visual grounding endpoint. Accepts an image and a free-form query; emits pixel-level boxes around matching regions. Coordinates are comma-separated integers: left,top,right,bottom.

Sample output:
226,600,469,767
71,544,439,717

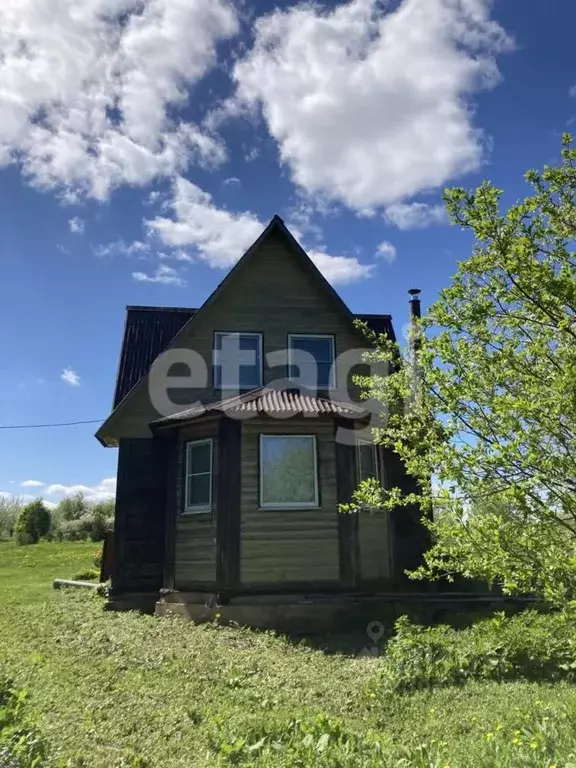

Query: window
288,334,335,390
260,434,319,508
184,439,213,512
357,440,378,482
213,332,262,390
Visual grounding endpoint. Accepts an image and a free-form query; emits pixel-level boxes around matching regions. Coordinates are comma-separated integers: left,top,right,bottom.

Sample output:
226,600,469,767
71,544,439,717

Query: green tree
0,497,22,540
14,499,51,545
56,492,90,521
352,135,576,605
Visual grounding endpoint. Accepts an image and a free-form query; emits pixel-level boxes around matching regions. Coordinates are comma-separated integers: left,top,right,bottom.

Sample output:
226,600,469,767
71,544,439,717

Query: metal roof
112,306,197,407
151,386,368,427
112,307,394,410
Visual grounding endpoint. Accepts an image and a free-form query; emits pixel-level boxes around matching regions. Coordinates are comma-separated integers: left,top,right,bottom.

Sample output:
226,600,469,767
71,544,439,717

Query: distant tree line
0,493,114,545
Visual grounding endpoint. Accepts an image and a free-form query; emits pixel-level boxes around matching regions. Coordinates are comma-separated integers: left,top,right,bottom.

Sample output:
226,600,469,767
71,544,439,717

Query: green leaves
358,135,576,605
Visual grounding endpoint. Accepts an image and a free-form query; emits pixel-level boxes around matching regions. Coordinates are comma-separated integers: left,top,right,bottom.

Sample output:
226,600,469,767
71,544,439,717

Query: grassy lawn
1,541,576,767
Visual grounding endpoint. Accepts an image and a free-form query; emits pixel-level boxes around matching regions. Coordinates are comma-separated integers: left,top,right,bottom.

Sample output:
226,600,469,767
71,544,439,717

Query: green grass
1,541,576,767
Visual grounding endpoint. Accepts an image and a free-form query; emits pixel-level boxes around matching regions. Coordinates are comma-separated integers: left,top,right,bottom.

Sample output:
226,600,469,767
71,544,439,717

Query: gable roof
151,385,368,428
101,215,395,438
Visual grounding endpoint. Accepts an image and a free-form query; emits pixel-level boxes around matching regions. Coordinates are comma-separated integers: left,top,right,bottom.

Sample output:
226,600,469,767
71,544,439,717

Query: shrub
380,610,576,694
0,497,22,540
13,500,51,545
50,495,114,542
72,569,100,581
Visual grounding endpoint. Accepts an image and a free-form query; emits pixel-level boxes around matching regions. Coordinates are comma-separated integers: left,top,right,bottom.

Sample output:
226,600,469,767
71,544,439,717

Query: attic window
213,332,262,390
288,334,335,390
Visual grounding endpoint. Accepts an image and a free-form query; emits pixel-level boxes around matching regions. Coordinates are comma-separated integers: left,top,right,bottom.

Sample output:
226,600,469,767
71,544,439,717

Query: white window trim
183,438,213,514
213,331,263,390
287,333,336,388
357,439,379,482
259,434,319,509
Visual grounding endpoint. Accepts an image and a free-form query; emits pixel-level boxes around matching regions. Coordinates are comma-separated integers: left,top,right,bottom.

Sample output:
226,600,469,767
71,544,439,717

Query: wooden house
96,216,428,631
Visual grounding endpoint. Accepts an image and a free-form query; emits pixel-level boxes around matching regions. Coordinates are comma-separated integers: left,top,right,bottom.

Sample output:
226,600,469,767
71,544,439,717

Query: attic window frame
213,331,263,391
287,333,336,390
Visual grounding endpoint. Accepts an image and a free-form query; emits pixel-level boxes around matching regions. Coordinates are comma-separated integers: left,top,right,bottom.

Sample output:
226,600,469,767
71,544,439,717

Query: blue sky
0,0,574,507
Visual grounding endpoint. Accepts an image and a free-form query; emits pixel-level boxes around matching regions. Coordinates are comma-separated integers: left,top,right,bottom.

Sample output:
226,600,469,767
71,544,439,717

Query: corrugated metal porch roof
151,386,368,427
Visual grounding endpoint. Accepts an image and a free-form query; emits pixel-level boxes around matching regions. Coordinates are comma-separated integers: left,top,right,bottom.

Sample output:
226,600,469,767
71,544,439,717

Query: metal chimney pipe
408,288,422,320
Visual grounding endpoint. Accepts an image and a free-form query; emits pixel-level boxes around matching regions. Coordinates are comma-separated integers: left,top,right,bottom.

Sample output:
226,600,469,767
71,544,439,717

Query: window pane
239,365,260,388
186,473,211,507
358,443,377,481
214,333,261,388
289,362,332,389
289,336,334,388
187,441,211,474
261,436,317,505
291,336,333,363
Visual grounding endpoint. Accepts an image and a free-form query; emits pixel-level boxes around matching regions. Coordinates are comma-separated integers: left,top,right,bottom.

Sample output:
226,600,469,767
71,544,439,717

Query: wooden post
216,417,242,591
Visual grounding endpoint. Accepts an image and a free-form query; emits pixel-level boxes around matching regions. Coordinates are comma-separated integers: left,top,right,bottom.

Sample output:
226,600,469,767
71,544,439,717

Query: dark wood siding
384,447,430,584
240,417,339,586
113,438,168,592
335,419,359,587
357,447,392,583
216,417,241,590
103,231,373,438
174,419,219,588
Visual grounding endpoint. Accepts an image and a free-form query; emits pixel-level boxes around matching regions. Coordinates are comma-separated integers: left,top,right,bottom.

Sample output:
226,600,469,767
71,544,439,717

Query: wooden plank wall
173,420,219,588
334,419,359,587
114,438,168,592
216,417,241,589
384,446,430,585
240,417,340,586
357,446,392,582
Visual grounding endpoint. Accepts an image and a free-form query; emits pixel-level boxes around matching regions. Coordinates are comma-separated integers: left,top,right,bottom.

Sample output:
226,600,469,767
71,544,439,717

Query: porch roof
150,386,368,428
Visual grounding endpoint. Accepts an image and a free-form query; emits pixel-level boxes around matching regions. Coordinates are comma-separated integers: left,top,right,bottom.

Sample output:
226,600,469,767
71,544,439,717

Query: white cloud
307,249,374,283
569,84,576,98
376,241,397,263
61,368,81,386
384,202,448,229
231,0,513,212
147,176,373,284
148,177,262,267
20,480,44,488
223,176,241,187
45,477,116,503
132,264,185,286
93,239,151,259
0,0,238,199
68,217,85,234
1,478,115,508
245,147,260,162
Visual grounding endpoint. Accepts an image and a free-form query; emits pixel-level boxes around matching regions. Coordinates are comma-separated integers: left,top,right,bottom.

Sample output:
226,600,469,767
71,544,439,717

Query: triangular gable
96,215,381,444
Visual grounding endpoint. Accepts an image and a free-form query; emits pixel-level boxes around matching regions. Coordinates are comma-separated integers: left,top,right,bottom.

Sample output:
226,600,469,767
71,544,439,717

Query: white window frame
259,434,319,509
183,438,213,514
213,332,263,390
357,439,379,482
287,334,336,388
